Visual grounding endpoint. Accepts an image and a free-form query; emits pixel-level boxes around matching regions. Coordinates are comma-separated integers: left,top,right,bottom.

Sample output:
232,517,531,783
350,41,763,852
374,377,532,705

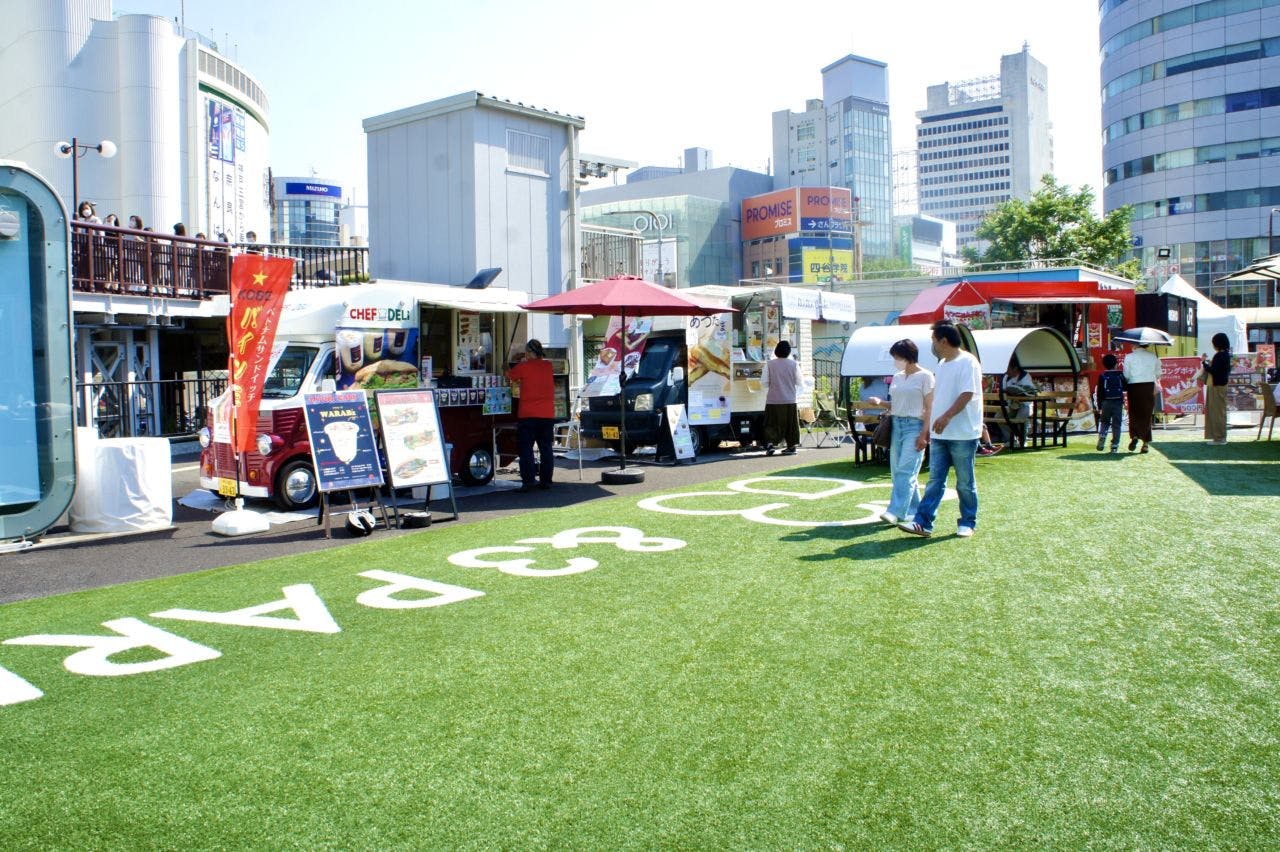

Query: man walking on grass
899,320,983,539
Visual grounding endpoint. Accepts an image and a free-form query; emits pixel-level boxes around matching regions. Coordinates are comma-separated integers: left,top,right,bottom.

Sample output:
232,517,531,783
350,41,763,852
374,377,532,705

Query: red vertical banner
227,254,293,452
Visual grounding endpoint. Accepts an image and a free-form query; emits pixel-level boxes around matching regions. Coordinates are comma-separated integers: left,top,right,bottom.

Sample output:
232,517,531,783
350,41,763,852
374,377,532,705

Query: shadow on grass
781,523,936,562
1155,441,1280,463
1167,462,1280,496
1053,452,1133,462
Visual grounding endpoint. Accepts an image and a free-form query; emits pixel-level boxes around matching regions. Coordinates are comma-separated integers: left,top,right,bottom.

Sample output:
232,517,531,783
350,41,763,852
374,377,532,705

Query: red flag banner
227,254,293,452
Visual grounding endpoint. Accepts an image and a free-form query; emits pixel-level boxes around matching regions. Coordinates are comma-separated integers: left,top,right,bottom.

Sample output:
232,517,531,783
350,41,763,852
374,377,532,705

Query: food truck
896,279,1136,387
577,285,839,454
199,281,565,508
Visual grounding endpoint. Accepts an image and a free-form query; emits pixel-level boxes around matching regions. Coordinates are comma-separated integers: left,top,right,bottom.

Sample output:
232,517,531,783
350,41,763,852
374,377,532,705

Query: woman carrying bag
861,339,935,526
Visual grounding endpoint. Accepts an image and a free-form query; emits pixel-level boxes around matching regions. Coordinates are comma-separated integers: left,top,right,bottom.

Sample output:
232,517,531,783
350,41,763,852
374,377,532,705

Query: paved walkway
0,443,857,605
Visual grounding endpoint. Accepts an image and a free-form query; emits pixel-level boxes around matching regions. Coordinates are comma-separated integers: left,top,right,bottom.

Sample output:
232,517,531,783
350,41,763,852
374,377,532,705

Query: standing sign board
1227,352,1266,412
665,404,696,461
303,391,384,492
1159,357,1205,414
375,390,450,488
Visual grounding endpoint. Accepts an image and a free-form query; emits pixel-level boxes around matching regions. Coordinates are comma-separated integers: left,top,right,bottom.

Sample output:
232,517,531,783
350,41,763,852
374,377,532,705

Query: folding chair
1258,383,1278,441
807,394,853,447
552,389,585,479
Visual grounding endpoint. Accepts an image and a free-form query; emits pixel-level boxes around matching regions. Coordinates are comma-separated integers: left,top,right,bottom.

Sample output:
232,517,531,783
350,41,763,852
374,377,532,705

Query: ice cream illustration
324,420,360,464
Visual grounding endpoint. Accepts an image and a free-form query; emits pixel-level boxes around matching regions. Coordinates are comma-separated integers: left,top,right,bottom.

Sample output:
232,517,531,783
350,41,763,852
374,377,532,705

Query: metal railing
233,241,369,288
75,375,228,439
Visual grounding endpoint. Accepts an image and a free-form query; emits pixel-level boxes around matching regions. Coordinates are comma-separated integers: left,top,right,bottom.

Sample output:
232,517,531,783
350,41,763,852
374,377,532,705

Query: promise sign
227,255,293,452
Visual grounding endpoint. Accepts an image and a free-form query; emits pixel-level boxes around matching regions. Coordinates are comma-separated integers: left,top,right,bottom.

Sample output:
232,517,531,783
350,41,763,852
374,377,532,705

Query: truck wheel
274,459,318,510
690,427,706,456
459,444,495,486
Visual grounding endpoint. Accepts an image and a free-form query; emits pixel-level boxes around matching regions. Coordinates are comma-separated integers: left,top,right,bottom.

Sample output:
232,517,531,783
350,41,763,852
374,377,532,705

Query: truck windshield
262,346,318,399
632,339,675,382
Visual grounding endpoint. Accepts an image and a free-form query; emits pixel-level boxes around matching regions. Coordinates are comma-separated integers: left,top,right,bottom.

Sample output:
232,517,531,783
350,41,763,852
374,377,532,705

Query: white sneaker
956,526,975,538
879,511,899,524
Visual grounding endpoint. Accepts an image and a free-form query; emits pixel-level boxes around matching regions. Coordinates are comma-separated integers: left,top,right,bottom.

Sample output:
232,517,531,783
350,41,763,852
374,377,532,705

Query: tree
961,175,1140,280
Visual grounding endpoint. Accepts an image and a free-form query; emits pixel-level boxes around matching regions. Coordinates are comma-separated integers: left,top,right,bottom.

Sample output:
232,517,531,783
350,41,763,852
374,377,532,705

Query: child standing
1095,354,1126,453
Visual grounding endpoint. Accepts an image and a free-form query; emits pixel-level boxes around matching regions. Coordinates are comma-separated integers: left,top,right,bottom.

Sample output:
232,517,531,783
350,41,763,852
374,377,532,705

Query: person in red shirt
506,339,557,492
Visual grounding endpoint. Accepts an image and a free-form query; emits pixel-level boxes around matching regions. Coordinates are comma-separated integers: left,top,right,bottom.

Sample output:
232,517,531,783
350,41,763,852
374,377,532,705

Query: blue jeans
1098,399,1123,448
887,416,925,520
914,438,979,533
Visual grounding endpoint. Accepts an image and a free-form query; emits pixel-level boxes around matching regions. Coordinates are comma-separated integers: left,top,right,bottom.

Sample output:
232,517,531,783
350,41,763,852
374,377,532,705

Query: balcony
70,223,369,296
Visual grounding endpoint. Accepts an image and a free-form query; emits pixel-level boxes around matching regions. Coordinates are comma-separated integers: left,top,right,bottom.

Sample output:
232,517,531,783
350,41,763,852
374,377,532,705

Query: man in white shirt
900,320,983,538
1121,343,1160,453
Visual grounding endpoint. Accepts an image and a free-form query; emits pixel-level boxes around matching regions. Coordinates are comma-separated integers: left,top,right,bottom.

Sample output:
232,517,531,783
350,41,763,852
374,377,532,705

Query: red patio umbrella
523,276,734,483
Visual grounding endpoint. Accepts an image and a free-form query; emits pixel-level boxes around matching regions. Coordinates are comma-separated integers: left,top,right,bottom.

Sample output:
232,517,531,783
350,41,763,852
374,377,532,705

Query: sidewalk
0,443,856,604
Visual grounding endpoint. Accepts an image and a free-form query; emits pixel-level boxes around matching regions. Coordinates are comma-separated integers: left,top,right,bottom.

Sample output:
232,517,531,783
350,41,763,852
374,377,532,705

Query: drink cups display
363,332,385,361
337,330,364,373
387,329,409,357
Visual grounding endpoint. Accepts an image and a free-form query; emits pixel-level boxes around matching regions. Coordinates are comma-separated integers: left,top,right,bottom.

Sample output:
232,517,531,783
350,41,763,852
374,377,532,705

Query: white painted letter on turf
0,664,43,706
356,570,485,609
151,584,340,633
4,618,221,677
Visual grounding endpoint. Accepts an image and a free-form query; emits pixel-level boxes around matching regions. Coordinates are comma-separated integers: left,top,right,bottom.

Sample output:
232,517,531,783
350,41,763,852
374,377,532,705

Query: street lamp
53,137,117,215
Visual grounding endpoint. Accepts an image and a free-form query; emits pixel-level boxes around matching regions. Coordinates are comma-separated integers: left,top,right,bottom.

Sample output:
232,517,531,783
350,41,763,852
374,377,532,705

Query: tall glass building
773,55,894,260
271,177,343,245
1101,0,1280,305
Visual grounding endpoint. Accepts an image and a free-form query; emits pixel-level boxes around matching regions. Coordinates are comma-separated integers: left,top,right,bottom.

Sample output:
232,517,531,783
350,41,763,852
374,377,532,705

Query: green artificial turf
1,435,1278,848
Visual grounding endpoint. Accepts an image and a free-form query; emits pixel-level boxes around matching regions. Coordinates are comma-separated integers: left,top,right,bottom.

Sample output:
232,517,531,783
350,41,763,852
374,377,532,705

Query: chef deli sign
344,301,414,328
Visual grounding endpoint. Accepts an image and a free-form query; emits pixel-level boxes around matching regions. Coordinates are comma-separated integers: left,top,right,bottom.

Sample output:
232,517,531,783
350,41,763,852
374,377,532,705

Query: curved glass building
1100,0,1280,306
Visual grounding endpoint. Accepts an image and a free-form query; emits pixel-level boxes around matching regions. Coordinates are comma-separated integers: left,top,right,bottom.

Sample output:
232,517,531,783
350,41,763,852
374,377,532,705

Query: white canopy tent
1158,274,1246,356
841,324,977,378
968,327,1081,376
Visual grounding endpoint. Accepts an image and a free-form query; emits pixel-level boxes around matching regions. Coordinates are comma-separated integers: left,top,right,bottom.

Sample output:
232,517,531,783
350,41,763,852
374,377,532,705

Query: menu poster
1087,323,1104,349
944,303,991,330
1255,344,1276,370
1227,353,1265,412
303,391,385,493
375,389,450,488
456,313,488,373
686,314,731,425
483,387,513,415
1053,376,1095,432
665,403,696,460
1159,357,1205,414
585,316,653,398
764,305,780,356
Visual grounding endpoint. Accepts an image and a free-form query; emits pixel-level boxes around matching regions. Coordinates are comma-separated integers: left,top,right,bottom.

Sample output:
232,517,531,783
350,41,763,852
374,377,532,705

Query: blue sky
118,0,1104,206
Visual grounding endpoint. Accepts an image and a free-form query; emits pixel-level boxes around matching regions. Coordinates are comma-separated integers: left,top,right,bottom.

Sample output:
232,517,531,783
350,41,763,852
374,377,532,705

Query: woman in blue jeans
862,339,935,525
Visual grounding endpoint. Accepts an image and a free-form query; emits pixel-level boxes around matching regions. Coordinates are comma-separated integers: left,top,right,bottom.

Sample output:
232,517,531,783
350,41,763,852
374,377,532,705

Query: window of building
506,130,550,177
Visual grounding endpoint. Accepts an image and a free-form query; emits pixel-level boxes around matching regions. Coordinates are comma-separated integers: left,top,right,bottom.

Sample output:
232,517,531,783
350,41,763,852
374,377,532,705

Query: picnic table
984,391,1076,449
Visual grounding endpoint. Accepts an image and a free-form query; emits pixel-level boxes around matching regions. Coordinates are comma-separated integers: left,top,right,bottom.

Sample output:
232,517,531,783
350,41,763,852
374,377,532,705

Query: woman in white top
862,338,935,525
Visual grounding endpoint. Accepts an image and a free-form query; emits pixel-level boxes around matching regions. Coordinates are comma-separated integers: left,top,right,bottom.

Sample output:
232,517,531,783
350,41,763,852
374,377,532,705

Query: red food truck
199,281,566,509
896,279,1137,385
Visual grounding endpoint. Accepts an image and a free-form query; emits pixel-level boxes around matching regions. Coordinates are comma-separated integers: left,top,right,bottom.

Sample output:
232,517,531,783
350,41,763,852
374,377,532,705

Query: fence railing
70,224,371,296
232,241,369,288
72,224,232,298
75,375,229,439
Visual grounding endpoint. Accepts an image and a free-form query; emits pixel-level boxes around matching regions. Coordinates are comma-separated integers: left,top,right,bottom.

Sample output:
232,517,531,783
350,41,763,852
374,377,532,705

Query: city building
1100,0,1280,306
0,1,272,241
740,186,856,284
579,154,773,287
271,177,343,246
363,91,584,347
916,46,1052,254
772,55,895,260
893,214,959,276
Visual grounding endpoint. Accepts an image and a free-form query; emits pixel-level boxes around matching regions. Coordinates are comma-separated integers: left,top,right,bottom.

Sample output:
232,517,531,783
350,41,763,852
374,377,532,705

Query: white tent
967,327,1081,375
1158,274,1246,356
841,324,977,378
